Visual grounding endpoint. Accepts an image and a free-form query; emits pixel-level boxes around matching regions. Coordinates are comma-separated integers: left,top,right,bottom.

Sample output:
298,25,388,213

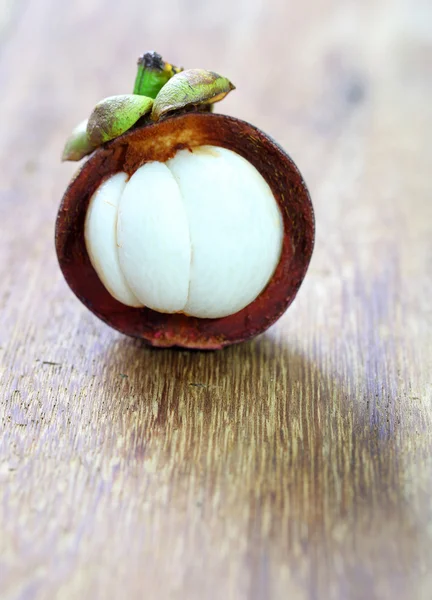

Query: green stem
133,51,182,99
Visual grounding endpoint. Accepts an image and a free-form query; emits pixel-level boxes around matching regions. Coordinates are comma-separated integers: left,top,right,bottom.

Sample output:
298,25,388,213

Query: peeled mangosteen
56,52,314,349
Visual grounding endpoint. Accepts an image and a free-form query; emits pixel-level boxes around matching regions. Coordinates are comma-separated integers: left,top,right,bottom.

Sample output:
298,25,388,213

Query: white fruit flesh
117,162,191,313
84,173,142,307
85,146,284,318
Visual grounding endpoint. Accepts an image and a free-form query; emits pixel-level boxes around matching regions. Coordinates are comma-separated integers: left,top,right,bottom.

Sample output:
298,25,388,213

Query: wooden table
1,0,431,598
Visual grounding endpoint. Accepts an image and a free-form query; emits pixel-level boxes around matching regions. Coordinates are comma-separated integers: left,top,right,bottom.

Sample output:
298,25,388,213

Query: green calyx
87,94,153,147
133,51,183,98
62,119,95,162
62,53,235,162
151,69,235,121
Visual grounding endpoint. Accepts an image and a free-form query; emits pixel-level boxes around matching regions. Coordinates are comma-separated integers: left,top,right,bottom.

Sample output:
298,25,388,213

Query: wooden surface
0,0,431,598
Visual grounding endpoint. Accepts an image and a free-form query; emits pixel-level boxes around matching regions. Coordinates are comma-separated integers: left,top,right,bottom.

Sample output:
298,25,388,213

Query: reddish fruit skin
56,112,314,349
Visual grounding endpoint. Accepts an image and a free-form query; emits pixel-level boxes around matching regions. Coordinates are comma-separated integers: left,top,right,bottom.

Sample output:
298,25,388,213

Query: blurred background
0,0,431,599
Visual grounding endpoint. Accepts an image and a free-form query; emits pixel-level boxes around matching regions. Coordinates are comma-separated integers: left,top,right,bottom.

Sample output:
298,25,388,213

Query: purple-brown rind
55,112,314,349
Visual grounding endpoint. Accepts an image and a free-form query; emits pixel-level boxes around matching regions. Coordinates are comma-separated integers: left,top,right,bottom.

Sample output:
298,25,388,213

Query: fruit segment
167,147,284,318
117,162,191,313
84,173,142,307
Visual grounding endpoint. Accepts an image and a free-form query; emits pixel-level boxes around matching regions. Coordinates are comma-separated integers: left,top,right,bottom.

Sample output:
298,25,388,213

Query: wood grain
0,0,431,598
